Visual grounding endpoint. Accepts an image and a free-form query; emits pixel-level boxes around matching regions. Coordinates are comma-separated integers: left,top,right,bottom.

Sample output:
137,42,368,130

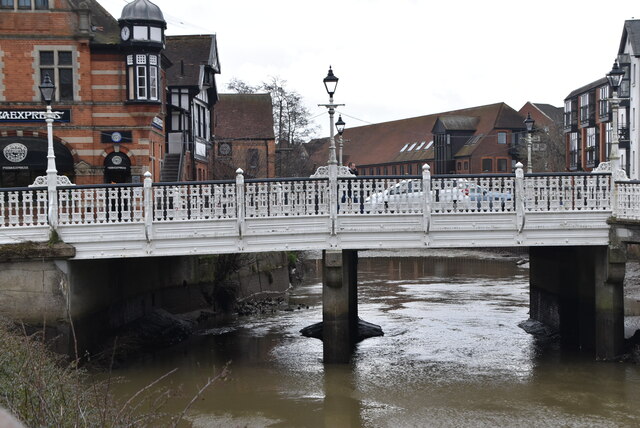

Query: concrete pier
322,250,358,363
529,245,624,359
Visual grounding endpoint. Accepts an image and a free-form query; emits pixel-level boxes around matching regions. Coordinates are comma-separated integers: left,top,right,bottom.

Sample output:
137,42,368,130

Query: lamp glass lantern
323,66,339,97
606,60,625,92
335,115,346,135
524,113,535,132
39,74,55,104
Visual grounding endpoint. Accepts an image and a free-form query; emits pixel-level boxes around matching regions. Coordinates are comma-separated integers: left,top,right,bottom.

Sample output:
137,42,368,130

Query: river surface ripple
106,256,640,427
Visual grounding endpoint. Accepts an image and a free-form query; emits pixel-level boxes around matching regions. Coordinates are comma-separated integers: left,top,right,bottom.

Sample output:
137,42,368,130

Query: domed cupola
118,0,166,104
120,0,165,22
118,0,167,49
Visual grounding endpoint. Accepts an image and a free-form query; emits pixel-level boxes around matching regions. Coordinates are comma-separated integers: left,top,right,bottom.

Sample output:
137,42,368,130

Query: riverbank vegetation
0,317,226,427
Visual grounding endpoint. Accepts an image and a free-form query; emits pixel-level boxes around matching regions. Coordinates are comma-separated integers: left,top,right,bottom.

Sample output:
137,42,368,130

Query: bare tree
534,123,566,172
516,122,566,173
227,77,318,176
227,77,317,146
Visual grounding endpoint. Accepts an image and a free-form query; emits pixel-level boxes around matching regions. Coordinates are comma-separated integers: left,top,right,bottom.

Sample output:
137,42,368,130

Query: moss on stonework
0,241,75,261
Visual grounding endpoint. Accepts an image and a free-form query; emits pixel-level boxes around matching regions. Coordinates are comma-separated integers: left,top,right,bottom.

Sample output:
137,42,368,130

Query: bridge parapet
0,165,621,257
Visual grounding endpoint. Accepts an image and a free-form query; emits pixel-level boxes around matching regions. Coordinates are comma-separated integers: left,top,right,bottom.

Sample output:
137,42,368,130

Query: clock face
120,26,130,41
219,142,231,156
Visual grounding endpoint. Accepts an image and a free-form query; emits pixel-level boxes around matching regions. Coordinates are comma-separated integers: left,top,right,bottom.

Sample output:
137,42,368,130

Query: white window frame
599,86,609,118
149,66,158,100
580,93,590,122
128,54,160,102
136,66,147,99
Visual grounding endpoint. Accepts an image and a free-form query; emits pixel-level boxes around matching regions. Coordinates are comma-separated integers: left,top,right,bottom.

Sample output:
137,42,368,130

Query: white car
364,179,469,212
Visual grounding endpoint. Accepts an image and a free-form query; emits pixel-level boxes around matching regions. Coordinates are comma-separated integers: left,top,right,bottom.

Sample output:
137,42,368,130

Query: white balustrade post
236,168,245,240
143,171,153,241
515,162,525,233
422,164,431,233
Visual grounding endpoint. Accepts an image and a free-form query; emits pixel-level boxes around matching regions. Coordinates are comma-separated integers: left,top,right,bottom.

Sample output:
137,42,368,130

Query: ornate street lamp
323,66,338,97
524,112,535,174
320,66,344,167
606,60,625,174
335,114,346,165
39,74,59,228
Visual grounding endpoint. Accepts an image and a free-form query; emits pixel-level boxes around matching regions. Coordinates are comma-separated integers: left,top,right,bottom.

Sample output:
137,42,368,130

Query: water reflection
104,254,640,427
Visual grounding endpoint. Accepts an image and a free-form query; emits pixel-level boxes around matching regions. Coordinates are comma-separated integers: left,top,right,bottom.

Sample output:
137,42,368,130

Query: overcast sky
100,0,639,138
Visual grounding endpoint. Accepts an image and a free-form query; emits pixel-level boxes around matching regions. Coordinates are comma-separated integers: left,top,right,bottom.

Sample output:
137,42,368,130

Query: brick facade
0,0,165,186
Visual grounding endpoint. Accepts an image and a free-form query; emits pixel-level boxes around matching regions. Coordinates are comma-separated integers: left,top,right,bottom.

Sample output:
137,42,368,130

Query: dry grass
0,318,228,427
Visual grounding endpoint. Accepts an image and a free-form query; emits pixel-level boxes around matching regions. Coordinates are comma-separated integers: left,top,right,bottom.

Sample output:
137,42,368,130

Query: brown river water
103,253,640,427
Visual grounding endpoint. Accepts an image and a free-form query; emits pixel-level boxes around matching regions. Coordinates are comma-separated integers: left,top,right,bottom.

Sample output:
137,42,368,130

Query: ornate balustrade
1,168,619,230
0,165,629,257
616,180,640,220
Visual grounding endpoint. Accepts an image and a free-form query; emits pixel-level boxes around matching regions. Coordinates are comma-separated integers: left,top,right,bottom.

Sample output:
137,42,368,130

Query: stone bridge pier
322,250,359,363
529,243,626,359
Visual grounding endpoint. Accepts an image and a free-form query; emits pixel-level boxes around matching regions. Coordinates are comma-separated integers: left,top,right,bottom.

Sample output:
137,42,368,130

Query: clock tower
118,0,167,103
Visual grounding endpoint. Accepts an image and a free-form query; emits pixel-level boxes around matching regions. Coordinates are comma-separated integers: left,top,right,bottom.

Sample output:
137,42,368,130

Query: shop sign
0,109,71,122
3,143,28,163
152,116,163,130
100,131,133,144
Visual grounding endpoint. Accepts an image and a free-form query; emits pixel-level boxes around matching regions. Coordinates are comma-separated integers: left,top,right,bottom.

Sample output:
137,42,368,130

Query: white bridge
1,164,638,260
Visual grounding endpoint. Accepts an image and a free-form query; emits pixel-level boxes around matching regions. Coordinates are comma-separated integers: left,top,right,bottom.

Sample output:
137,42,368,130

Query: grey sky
100,0,639,138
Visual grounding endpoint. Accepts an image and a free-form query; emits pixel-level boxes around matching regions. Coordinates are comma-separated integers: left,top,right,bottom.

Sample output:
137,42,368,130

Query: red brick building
308,103,528,176
213,93,276,179
0,0,167,186
518,102,564,172
563,78,616,172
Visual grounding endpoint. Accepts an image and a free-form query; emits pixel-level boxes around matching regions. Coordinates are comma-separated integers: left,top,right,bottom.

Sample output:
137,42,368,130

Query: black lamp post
336,114,346,165
524,112,535,173
606,60,624,173
321,66,341,166
39,73,58,228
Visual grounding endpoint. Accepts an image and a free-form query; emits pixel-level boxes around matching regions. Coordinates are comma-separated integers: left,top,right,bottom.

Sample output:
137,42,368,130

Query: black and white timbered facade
163,35,220,181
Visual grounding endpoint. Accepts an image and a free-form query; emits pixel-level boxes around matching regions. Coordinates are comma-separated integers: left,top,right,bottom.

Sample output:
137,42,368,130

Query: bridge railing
523,173,611,212
336,174,518,215
0,166,620,230
616,180,640,220
56,183,145,225
0,186,48,227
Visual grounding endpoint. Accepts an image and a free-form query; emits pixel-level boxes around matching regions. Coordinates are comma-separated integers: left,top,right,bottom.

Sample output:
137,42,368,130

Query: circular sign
219,142,231,156
111,155,123,165
111,131,123,143
3,143,28,163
